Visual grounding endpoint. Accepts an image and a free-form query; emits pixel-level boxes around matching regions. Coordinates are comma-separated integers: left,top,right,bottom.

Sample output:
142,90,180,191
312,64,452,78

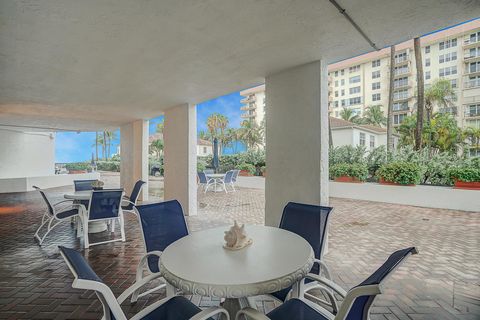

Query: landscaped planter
379,178,415,187
334,175,362,183
239,170,253,176
454,180,480,190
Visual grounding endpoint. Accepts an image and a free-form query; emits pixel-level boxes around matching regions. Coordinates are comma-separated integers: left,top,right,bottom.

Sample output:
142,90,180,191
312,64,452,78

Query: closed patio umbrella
213,138,219,173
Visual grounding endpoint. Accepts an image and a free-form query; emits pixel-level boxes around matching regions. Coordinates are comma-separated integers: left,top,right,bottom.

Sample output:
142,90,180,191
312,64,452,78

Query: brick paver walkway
0,183,478,319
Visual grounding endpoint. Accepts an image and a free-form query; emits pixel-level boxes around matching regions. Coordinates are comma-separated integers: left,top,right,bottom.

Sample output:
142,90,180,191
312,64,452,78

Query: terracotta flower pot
378,177,415,186
239,170,252,176
454,180,480,190
334,175,362,183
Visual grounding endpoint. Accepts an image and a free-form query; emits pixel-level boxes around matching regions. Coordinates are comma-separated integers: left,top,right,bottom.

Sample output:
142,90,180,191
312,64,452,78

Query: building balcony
393,81,413,90
394,56,410,66
463,53,480,63
463,38,480,48
463,96,480,105
392,106,410,112
393,95,411,103
464,111,480,118
393,69,411,78
240,96,256,104
241,112,256,118
240,105,256,111
464,68,480,76
464,79,480,89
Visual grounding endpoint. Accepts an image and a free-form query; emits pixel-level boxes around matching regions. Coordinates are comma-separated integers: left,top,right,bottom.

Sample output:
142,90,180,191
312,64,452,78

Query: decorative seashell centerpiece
91,180,105,190
223,220,253,250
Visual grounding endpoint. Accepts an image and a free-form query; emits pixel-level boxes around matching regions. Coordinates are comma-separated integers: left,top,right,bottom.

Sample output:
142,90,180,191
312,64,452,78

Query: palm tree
95,131,99,161
339,107,359,122
93,134,105,160
206,113,229,155
238,120,262,150
104,130,116,160
198,130,210,141
223,128,239,153
414,37,425,151
156,119,164,133
149,139,163,160
424,78,456,123
464,127,480,155
363,105,387,127
387,45,395,152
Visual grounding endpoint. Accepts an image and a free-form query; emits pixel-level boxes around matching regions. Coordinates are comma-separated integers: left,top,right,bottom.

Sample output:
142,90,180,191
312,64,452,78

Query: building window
425,58,430,67
372,82,381,90
394,113,406,125
335,91,338,97
349,86,360,94
466,75,480,88
341,89,345,96
394,65,409,76
393,102,408,111
425,71,431,80
393,89,409,101
341,99,346,107
450,79,457,88
467,104,480,117
439,66,457,77
372,70,381,79
370,135,375,148
394,77,408,88
469,31,480,44
334,101,339,108
372,93,381,101
439,52,457,63
341,69,345,76
439,38,457,50
349,75,361,84
359,132,366,146
467,119,480,129
349,97,362,105
469,61,480,73
372,59,381,67
425,45,430,53
335,80,338,87
349,65,360,73
334,71,338,77
341,79,345,86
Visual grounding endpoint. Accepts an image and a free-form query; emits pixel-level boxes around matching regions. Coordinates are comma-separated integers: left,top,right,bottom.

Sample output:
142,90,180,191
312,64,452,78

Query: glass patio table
160,225,314,319
206,173,226,192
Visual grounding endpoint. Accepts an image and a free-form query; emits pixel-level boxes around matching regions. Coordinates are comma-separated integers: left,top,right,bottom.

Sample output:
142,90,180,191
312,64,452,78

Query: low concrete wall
330,181,479,212
0,172,100,193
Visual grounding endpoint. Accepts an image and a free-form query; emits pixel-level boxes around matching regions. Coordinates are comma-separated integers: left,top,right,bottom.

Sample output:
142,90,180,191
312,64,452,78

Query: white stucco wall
0,129,55,179
265,61,329,227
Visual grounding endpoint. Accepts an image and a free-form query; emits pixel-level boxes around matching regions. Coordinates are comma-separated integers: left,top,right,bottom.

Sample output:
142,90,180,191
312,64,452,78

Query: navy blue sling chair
131,200,189,303
262,202,336,311
236,247,418,320
58,246,228,320
121,180,146,214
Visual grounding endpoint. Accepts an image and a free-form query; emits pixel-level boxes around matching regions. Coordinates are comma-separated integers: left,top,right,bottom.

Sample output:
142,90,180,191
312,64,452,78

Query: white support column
120,120,149,201
265,60,329,227
163,103,197,216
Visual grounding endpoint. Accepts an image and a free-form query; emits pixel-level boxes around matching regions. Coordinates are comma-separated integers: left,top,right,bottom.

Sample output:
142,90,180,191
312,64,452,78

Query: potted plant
238,163,256,176
449,167,480,190
376,161,421,186
330,163,368,183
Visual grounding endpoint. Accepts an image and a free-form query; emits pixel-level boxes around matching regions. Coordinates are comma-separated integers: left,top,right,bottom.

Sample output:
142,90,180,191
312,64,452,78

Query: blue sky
55,91,246,162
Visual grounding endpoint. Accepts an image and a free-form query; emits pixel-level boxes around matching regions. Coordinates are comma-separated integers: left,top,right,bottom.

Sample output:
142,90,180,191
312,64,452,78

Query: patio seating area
0,180,478,319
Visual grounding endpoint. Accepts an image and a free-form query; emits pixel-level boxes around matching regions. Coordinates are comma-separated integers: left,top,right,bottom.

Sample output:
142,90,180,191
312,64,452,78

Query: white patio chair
33,186,81,245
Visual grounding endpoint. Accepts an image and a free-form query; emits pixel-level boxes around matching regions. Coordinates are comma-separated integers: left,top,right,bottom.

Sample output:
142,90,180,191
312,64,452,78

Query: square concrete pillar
163,103,197,216
120,120,149,201
265,60,329,227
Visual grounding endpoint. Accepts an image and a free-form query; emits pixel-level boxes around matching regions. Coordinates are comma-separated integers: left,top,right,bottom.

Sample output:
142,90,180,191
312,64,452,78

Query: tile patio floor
0,177,478,319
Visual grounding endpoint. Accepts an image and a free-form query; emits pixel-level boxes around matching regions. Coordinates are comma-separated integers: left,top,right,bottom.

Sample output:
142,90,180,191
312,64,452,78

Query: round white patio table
161,225,314,319
206,173,226,192
64,191,108,233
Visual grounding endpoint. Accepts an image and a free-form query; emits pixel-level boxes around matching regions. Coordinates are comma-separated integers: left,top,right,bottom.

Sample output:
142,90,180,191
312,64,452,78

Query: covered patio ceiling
0,0,479,131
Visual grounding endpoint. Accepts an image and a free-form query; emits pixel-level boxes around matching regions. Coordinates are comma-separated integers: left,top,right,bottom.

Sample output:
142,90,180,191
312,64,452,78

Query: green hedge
330,163,368,181
448,167,480,182
377,161,422,185
65,162,91,171
238,163,256,175
96,161,120,172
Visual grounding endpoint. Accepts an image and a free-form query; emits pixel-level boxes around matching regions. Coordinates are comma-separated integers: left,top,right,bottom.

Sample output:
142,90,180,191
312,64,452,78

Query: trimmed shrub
96,161,120,172
238,163,256,175
377,161,422,185
330,163,368,181
448,167,480,182
65,162,91,171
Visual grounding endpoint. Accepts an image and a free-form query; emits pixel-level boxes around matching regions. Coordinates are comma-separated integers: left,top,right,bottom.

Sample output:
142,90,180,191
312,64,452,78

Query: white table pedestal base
88,221,108,233
221,297,249,320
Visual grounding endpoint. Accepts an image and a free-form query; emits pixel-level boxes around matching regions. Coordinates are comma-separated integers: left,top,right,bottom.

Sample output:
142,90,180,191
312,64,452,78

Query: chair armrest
235,307,269,320
190,307,230,320
52,199,75,207
313,258,332,279
304,273,347,298
116,272,164,304
121,199,136,207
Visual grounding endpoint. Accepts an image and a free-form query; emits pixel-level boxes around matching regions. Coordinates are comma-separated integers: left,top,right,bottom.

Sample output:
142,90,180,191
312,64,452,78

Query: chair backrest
232,169,240,182
135,200,189,273
223,170,235,183
280,202,333,262
124,180,145,210
198,171,208,184
74,180,97,191
58,246,126,320
343,247,418,320
88,189,123,220
33,186,54,216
